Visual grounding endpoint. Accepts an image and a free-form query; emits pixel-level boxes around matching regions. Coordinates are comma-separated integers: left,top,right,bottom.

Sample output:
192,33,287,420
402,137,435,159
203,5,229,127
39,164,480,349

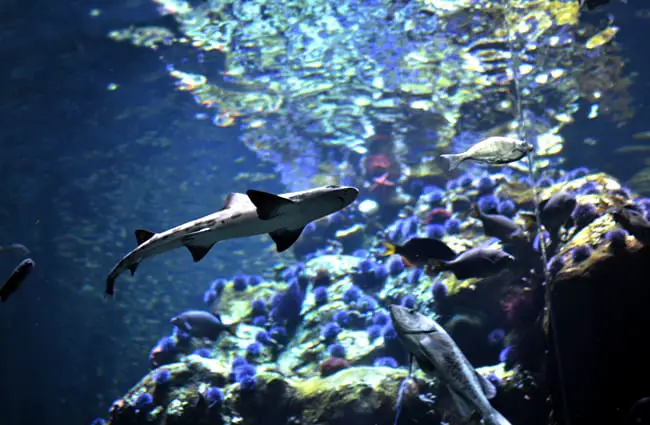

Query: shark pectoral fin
184,243,215,262
246,189,296,220
447,386,475,420
134,229,155,246
269,227,304,252
474,369,497,399
127,263,139,276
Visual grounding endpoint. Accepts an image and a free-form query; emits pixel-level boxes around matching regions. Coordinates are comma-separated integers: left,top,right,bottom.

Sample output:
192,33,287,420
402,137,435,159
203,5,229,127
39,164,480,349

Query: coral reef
94,169,650,425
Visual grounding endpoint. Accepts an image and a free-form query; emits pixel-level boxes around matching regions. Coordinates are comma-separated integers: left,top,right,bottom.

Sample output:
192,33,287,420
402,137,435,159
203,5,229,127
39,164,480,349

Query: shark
389,305,512,425
105,185,358,296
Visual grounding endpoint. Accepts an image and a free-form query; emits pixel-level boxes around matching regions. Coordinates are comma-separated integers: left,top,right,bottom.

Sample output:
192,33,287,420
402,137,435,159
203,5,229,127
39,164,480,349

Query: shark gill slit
502,2,572,424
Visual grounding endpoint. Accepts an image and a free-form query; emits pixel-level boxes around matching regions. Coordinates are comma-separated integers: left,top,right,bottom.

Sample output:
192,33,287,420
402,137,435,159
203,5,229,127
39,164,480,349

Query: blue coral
432,280,448,300
367,324,382,342
423,186,445,205
497,199,516,217
321,322,341,341
425,224,446,239
256,330,272,345
251,299,267,316
246,342,263,357
536,177,554,188
400,294,416,309
572,203,598,229
193,348,212,358
269,326,287,343
333,310,351,327
313,286,329,305
353,260,388,289
373,356,398,368
605,228,627,252
134,392,154,412
477,176,495,194
239,376,257,392
567,167,589,179
270,279,304,323
458,174,474,188
252,315,267,327
407,268,422,284
152,368,171,385
232,275,248,292
358,295,378,313
328,343,346,358
343,285,362,304
204,386,223,407
230,358,256,383
387,256,405,277
444,217,462,234
203,289,218,305
210,278,227,294
381,323,398,342
572,245,592,263
248,275,264,287
372,312,390,326
478,194,498,213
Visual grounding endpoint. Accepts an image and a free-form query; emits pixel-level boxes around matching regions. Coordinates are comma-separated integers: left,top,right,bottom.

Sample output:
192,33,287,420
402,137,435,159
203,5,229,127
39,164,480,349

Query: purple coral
343,285,362,304
251,299,267,315
400,294,416,309
605,228,627,252
246,342,263,357
134,393,154,412
321,322,341,341
432,280,448,300
367,324,383,341
373,356,399,368
270,279,304,323
477,176,495,194
232,275,248,292
387,256,405,277
313,286,328,305
572,203,599,229
328,343,346,358
444,217,462,234
333,310,351,327
478,194,498,213
425,224,446,239
497,199,516,217
152,368,171,385
571,245,592,263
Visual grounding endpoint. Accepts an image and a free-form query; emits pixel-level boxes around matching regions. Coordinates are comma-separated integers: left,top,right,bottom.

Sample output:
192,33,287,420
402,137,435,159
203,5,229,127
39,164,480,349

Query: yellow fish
586,26,619,49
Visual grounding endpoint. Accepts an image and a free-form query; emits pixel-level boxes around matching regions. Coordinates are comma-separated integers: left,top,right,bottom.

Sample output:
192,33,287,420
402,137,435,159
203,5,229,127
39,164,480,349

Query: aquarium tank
2,0,650,425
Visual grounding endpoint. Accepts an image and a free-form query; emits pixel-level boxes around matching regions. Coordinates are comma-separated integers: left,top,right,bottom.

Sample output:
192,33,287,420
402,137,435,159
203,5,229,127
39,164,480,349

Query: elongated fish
0,258,35,302
106,185,358,296
390,305,511,425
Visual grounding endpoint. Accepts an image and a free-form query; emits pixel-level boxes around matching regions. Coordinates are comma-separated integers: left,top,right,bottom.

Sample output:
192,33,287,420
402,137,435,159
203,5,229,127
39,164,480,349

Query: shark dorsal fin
221,193,251,210
135,229,155,246
269,226,304,252
184,243,215,262
246,190,295,220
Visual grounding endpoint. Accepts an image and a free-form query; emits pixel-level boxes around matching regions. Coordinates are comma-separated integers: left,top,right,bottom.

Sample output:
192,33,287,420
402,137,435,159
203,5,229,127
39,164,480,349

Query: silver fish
440,136,533,171
106,185,359,296
390,305,512,425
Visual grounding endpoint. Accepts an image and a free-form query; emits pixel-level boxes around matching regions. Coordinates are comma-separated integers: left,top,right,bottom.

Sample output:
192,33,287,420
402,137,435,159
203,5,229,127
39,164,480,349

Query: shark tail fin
439,153,464,172
381,241,397,256
134,229,155,246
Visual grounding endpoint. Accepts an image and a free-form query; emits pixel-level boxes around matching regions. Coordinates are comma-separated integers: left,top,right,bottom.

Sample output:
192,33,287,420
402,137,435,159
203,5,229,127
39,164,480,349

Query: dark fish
612,205,650,245
389,305,511,425
382,237,457,267
521,190,577,236
470,205,526,243
170,310,237,341
0,258,35,302
427,247,514,280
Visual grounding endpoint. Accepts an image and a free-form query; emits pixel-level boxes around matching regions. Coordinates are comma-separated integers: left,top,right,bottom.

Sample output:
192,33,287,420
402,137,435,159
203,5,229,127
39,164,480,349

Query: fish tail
439,153,464,172
381,241,397,256
225,322,239,337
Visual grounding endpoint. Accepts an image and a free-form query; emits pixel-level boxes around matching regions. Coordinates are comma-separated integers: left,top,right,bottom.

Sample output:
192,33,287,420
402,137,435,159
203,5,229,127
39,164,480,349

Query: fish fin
134,229,155,246
127,263,139,276
474,369,497,399
447,386,475,420
269,227,304,252
224,322,239,337
439,153,464,172
401,256,416,268
381,241,397,256
184,243,215,262
246,189,296,220
518,212,537,231
221,193,251,210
